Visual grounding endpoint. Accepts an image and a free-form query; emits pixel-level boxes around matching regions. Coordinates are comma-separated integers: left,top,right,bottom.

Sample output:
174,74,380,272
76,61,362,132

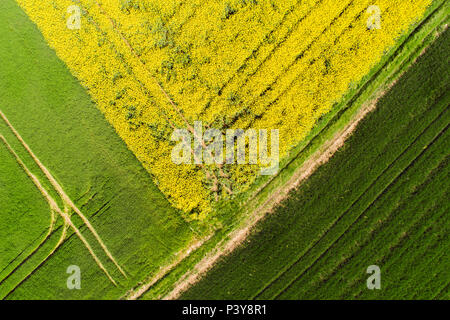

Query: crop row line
270,108,450,299
304,145,449,299
0,154,57,288
351,194,449,299
242,0,367,128
246,0,445,223
254,97,449,299
0,110,126,289
198,0,321,115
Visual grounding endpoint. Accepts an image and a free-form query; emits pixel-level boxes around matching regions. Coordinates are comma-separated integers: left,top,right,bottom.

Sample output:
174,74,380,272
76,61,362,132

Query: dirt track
0,134,118,286
160,92,383,300
0,110,126,278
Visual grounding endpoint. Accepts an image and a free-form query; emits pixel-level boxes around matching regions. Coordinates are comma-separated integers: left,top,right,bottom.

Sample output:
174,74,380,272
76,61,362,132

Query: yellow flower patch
16,0,431,219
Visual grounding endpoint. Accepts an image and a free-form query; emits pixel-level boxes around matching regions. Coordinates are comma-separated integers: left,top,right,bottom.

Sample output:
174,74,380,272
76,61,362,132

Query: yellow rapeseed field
16,0,432,219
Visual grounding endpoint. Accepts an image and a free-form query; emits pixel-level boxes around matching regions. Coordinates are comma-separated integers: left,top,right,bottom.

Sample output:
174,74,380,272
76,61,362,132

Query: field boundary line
161,19,448,297
246,0,446,211
122,234,211,300
78,0,232,197
125,5,446,299
160,82,384,300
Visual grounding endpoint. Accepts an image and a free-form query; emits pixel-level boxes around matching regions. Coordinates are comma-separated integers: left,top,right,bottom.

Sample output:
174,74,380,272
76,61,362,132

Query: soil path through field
161,91,383,300
0,135,117,287
0,110,126,278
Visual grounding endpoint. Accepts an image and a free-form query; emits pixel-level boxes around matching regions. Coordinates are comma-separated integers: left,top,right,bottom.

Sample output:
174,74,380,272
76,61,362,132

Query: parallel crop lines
296,155,449,299
178,26,449,299
231,0,366,128
254,98,449,299
275,121,449,299
199,0,315,117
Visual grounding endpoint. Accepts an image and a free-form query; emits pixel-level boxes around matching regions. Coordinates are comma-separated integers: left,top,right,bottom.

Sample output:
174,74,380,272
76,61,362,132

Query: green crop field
0,0,195,299
181,27,450,300
0,0,448,302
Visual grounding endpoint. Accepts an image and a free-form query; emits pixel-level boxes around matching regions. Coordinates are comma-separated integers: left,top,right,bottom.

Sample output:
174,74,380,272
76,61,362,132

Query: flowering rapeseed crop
16,0,432,219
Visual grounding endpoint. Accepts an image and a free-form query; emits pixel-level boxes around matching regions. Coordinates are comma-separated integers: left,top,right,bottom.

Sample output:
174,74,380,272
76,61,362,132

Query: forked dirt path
0,110,126,278
0,177,56,286
160,91,385,300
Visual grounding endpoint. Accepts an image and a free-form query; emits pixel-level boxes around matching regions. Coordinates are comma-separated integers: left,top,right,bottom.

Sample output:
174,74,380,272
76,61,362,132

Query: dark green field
0,0,195,299
181,27,450,300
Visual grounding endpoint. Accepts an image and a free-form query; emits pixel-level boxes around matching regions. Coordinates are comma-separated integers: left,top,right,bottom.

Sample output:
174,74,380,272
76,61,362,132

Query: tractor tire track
0,110,126,278
0,134,117,287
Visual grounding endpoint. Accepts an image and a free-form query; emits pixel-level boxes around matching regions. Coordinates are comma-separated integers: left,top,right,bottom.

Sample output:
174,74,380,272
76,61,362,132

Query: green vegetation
0,142,52,283
1,0,448,300
0,0,195,299
181,26,449,300
139,1,449,299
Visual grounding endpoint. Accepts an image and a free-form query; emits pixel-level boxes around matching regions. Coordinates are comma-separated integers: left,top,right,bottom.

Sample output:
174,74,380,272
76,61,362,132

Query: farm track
130,2,443,299
123,234,212,300
80,0,348,132
244,0,447,126
51,0,437,218
8,0,444,300
258,99,450,299
200,0,357,121
161,10,447,299
71,0,365,184
171,20,448,300
244,1,369,125
0,111,127,289
248,0,447,203
0,110,127,279
160,86,387,300
0,140,57,288
199,0,322,115
0,133,116,291
3,222,69,299
146,0,316,106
